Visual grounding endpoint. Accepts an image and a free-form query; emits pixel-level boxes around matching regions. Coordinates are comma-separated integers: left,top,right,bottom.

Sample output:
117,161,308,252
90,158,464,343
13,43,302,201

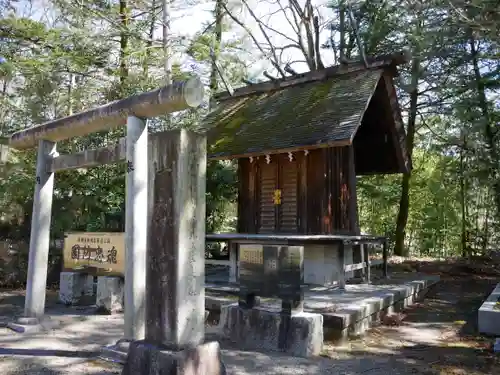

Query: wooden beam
50,138,126,172
214,51,410,102
383,73,411,173
10,78,204,150
207,139,352,161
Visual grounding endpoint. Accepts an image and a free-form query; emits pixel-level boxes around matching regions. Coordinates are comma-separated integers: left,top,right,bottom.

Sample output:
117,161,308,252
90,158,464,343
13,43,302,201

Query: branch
284,63,298,75
249,1,300,45
240,0,289,77
275,43,305,64
275,1,299,35
287,0,310,63
313,16,324,69
221,3,286,77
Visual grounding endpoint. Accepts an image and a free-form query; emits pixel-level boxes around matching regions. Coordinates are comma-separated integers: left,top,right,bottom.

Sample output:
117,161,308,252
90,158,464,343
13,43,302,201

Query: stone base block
220,303,323,357
59,272,95,305
122,340,225,375
96,276,124,314
7,316,60,334
478,282,500,336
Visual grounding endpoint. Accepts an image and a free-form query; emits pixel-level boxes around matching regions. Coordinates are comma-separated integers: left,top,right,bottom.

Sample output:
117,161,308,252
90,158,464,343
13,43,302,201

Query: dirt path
324,272,500,374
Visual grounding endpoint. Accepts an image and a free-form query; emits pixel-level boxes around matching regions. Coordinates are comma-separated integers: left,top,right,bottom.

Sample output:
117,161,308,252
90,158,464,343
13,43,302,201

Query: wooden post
359,244,366,281
353,244,365,281
338,241,346,290
383,239,389,278
228,241,239,284
364,244,371,284
146,129,206,349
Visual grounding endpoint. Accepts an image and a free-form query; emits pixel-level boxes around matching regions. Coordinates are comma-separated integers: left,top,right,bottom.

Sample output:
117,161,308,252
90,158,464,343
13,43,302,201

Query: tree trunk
482,196,490,254
162,0,171,84
144,0,157,76
339,0,346,62
209,0,224,108
468,29,500,223
459,137,467,257
119,0,129,89
394,56,419,256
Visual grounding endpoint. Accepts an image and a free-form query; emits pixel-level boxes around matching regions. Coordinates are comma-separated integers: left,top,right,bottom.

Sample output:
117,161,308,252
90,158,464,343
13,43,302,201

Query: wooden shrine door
257,154,298,233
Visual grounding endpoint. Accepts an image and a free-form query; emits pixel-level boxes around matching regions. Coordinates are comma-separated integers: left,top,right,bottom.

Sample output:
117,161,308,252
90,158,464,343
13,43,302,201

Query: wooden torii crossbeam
9,77,204,150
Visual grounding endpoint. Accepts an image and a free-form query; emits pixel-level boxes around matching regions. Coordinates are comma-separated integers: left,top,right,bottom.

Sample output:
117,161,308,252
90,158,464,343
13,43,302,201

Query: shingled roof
203,51,410,171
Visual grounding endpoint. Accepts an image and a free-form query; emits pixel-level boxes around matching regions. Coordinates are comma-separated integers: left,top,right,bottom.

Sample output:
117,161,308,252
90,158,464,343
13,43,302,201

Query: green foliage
0,0,242,253
0,0,498,270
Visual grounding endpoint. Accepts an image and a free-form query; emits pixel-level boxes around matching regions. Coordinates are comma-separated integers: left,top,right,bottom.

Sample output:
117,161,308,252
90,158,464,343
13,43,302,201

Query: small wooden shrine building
204,51,411,237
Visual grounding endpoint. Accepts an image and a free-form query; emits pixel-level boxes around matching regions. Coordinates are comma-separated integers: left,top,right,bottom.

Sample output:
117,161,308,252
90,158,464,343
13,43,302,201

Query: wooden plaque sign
63,232,125,276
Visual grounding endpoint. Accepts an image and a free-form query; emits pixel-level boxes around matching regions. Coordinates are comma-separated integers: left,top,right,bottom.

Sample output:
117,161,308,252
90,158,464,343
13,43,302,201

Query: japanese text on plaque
63,232,125,275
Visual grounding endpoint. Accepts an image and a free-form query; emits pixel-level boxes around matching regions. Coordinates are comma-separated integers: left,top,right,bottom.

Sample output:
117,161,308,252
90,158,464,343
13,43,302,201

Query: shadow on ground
323,269,500,375
0,266,498,374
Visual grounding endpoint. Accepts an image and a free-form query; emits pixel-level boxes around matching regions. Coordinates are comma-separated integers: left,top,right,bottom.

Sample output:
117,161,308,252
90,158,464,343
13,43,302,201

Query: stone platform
207,273,440,342
55,268,439,344
478,282,500,336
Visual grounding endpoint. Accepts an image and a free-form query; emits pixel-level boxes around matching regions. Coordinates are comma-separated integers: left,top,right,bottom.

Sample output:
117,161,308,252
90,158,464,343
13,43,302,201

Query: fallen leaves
382,313,407,327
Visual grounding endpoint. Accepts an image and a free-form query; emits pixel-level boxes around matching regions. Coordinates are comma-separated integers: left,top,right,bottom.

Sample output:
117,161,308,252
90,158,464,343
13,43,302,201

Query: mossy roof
203,68,383,159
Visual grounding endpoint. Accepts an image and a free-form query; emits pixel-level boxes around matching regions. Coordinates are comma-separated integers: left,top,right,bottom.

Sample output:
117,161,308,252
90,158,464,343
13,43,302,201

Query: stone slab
478,282,500,336
7,316,60,334
122,340,225,375
220,304,323,357
323,276,439,342
206,275,439,313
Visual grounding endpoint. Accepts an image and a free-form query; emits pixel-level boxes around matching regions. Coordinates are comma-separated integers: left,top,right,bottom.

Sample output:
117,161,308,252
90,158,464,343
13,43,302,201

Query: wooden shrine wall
237,146,359,235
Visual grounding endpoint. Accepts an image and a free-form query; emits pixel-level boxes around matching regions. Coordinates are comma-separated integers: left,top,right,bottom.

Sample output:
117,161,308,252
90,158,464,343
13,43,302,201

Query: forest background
0,0,498,285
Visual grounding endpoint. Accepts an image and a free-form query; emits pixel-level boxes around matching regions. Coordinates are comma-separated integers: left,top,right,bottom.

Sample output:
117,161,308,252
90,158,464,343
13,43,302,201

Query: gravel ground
0,308,417,375
0,290,418,375
0,262,498,374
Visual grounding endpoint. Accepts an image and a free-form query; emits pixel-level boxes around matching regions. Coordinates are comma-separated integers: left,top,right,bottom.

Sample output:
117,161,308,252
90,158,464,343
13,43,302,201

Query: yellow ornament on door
273,189,282,205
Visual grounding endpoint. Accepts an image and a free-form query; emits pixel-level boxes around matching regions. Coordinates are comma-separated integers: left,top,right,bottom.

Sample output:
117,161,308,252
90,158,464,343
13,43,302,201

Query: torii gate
5,78,204,344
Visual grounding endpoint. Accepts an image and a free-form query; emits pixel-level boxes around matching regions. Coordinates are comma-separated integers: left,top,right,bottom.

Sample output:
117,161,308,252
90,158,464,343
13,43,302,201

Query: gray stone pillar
96,276,124,314
124,116,148,340
123,129,224,375
59,272,94,305
24,140,57,318
146,129,206,348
